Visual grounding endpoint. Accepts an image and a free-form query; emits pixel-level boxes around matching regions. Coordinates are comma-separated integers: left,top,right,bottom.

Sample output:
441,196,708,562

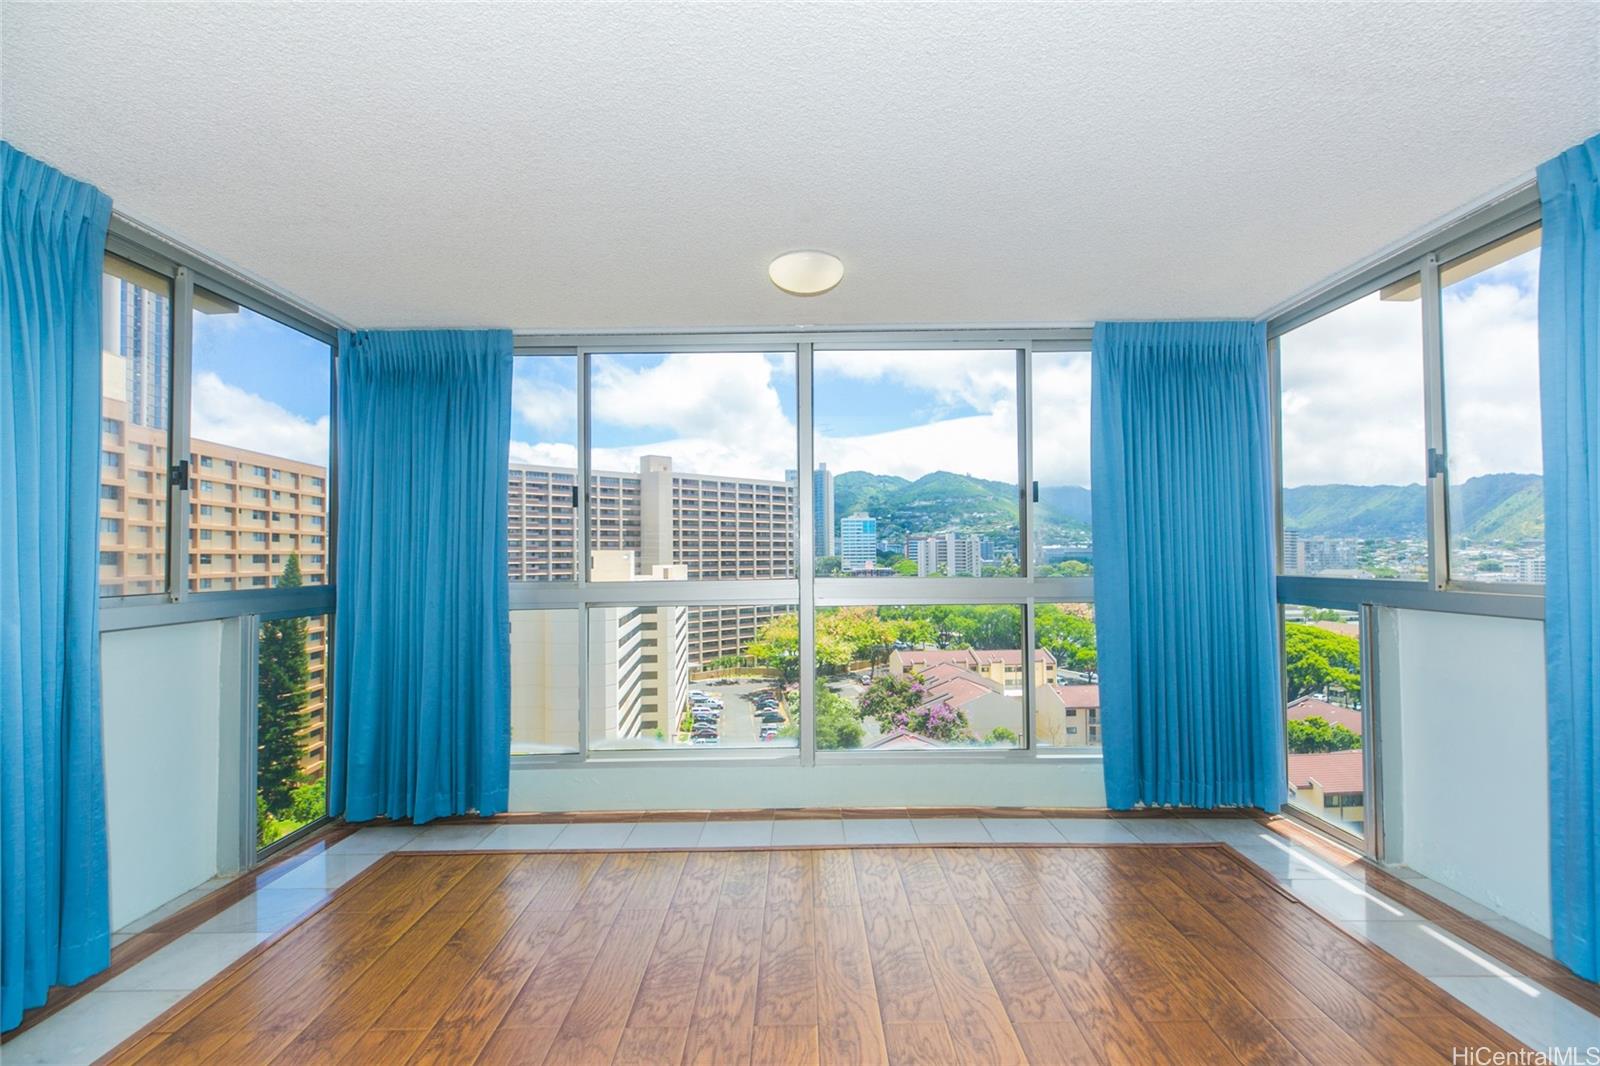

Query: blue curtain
1,142,113,1031
1092,321,1283,810
331,330,513,825
1539,133,1600,983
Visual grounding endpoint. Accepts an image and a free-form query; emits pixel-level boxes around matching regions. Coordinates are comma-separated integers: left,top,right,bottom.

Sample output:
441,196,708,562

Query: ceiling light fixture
768,250,843,296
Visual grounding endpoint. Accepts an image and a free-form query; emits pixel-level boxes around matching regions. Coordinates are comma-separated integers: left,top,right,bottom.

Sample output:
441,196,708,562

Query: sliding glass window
190,289,332,593
1440,227,1543,586
509,355,579,582
98,255,173,598
1031,350,1093,575
587,352,797,582
813,349,1020,577
1278,284,1428,581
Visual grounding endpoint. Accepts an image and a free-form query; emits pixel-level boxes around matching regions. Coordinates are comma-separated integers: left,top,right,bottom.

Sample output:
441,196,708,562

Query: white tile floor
5,816,1595,1064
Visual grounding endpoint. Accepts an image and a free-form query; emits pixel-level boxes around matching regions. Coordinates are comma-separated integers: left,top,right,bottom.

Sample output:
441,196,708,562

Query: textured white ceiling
3,2,1596,330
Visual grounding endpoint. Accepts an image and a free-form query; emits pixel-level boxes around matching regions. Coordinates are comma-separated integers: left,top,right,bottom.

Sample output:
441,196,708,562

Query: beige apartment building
509,455,796,664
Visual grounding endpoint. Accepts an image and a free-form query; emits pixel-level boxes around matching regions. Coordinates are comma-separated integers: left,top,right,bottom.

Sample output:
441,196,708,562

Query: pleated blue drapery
1092,321,1284,810
1,142,114,1031
1538,133,1600,982
331,330,513,825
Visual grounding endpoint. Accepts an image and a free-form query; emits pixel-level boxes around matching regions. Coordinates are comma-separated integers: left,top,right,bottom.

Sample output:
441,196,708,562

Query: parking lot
679,676,792,748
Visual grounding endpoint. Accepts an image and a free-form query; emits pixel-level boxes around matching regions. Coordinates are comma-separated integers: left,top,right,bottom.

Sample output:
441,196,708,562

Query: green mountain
832,470,1090,544
1283,473,1542,545
826,469,1542,549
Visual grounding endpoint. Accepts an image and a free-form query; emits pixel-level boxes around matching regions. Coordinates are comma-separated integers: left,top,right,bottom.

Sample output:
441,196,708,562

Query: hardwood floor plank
813,905,889,1066
755,893,818,1024
403,907,569,1065
1013,1021,1101,1066
908,903,1028,1065
1151,1020,1244,1065
681,907,763,1065
540,907,671,1065
750,1024,821,1066
882,1021,958,1066
611,1026,688,1065
717,850,769,910
473,1026,560,1066
497,906,618,1029
815,849,859,906
628,904,719,1030
860,903,944,1024
894,849,954,906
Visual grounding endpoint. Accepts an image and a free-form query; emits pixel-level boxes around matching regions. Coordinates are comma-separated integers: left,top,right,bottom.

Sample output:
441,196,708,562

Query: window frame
1268,189,1544,621
509,333,1097,768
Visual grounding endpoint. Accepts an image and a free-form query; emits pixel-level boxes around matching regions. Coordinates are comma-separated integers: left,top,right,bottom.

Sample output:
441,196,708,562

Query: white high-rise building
906,532,983,576
839,513,878,571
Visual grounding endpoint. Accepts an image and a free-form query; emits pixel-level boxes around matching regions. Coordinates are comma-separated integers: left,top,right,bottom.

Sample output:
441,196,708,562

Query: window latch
170,458,192,491
1031,480,1040,503
1426,447,1448,480
571,486,580,509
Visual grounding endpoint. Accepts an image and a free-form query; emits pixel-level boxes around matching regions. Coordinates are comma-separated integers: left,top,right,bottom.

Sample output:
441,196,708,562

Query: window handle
571,486,580,509
1427,448,1448,480
1031,480,1039,503
170,458,192,491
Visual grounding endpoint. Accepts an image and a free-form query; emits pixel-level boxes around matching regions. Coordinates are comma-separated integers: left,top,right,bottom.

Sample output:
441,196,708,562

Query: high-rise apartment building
508,455,795,663
839,513,878,572
905,531,983,576
811,463,836,557
105,271,171,431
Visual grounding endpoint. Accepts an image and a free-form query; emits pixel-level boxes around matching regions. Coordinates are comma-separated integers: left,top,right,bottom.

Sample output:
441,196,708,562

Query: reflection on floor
5,817,1597,1064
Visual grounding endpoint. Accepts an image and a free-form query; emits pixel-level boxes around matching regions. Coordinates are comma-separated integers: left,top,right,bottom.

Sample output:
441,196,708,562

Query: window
508,356,578,582
99,255,172,597
510,610,580,754
814,350,1019,576
1031,351,1093,574
256,613,330,850
1279,282,1427,580
586,352,797,581
189,287,331,593
1441,227,1543,585
812,605,1026,750
588,602,799,750
1282,604,1365,837
1033,603,1099,748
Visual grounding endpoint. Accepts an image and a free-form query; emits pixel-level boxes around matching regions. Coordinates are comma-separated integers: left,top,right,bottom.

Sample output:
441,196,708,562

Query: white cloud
509,440,577,468
512,373,576,436
816,349,1017,418
1279,250,1540,487
190,371,329,467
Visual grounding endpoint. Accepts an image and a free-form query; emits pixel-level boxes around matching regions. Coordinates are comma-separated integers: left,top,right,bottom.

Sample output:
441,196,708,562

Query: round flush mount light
768,250,844,296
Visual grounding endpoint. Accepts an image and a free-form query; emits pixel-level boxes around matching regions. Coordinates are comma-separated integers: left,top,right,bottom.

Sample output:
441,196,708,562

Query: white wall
1381,607,1550,935
100,621,236,929
512,756,1106,812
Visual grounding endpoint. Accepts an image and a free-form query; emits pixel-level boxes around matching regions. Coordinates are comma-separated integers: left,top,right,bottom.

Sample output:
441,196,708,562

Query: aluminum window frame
1268,186,1544,621
509,328,1098,767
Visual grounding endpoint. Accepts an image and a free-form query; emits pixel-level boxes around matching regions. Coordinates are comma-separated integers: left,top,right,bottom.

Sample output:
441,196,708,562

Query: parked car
690,735,718,746
758,710,784,724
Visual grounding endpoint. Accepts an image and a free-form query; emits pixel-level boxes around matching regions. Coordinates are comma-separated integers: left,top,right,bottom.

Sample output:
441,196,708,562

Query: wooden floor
101,845,1527,1065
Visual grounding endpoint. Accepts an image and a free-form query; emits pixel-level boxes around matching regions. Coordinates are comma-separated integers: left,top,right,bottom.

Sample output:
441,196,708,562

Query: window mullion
797,342,817,768
168,266,194,602
1420,253,1449,591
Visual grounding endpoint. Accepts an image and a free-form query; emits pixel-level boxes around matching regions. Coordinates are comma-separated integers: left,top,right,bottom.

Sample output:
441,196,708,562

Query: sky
1279,244,1539,488
177,241,1538,492
509,348,1093,487
190,299,331,466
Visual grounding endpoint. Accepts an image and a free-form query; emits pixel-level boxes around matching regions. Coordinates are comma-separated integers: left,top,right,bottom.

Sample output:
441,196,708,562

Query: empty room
3,2,1599,1063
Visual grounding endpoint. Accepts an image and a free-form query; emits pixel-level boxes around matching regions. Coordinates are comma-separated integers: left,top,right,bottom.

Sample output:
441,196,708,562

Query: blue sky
189,299,331,466
1280,244,1540,487
509,348,1094,487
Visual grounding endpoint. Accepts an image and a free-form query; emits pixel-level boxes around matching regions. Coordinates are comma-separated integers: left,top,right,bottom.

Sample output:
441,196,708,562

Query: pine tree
256,554,310,816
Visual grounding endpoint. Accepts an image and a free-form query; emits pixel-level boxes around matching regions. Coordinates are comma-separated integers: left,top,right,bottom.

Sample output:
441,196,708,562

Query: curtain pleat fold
331,329,512,825
2,140,114,1031
1091,320,1284,810
1538,132,1600,982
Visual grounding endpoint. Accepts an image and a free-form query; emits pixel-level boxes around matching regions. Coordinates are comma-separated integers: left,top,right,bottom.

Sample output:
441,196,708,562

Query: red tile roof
1288,750,1365,796
895,648,1055,671
1051,683,1100,710
1287,695,1363,736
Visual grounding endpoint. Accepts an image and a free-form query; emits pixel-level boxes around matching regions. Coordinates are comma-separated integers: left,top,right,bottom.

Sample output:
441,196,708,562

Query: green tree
1034,603,1097,673
807,689,865,750
1286,715,1362,753
858,671,923,727
1283,623,1361,703
256,555,310,816
816,555,843,576
985,727,1018,746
